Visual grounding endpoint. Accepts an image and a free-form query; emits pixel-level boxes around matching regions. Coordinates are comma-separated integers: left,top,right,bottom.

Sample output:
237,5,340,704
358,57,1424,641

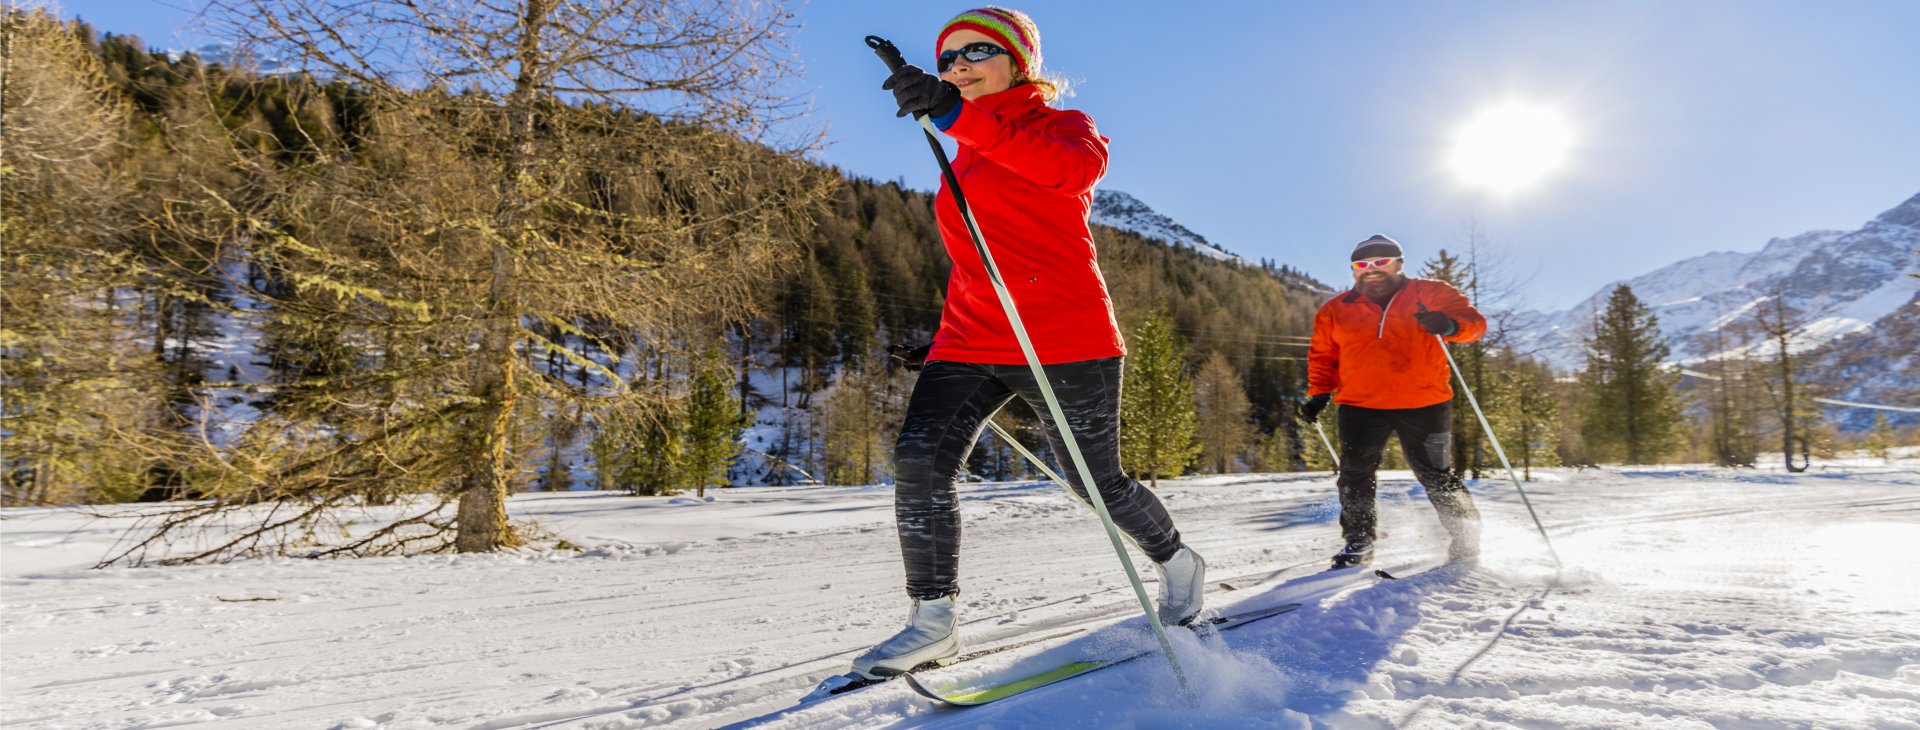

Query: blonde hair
1016,69,1069,104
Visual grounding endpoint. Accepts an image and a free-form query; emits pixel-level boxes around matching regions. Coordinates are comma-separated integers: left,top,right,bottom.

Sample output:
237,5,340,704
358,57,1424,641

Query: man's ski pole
1429,322,1563,570
865,35,1192,698
1312,420,1339,469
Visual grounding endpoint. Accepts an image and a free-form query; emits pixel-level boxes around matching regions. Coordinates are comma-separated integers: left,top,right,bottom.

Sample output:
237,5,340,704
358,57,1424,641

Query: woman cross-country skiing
847,7,1207,681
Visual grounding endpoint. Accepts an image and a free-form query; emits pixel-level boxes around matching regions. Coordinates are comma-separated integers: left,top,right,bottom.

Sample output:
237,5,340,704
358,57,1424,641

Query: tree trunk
455,0,551,551
1777,322,1804,473
456,303,520,552
1520,417,1532,481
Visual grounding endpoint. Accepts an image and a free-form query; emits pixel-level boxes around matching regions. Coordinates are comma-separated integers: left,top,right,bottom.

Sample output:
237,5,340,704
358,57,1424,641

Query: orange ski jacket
1307,277,1486,410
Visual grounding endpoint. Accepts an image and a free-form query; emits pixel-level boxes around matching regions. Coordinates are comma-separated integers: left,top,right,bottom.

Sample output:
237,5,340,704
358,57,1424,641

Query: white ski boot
1446,518,1482,564
849,594,959,679
1155,545,1207,626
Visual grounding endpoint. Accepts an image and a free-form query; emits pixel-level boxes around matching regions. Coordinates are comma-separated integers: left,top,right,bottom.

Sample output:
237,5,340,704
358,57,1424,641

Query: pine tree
834,266,877,368
1743,291,1822,472
592,387,684,497
1699,329,1763,468
681,350,744,497
1496,352,1561,479
1863,413,1897,462
1248,427,1295,473
1120,310,1201,487
1419,249,1482,477
820,361,890,486
1193,351,1253,474
782,256,839,393
1578,285,1684,464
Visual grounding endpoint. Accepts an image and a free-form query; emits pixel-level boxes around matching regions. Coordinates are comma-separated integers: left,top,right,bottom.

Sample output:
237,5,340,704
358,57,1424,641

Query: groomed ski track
3,464,1917,728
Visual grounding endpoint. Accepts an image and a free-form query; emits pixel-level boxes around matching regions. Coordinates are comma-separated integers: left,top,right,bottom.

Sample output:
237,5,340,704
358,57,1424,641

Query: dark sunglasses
937,42,1010,72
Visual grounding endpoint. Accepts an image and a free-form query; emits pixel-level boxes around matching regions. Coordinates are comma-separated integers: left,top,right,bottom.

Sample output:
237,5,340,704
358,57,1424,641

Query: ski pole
1428,321,1563,570
1312,420,1339,469
865,36,1192,698
985,419,1152,553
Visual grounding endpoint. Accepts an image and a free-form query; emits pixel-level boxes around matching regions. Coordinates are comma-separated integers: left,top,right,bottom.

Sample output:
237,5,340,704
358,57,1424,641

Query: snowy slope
5,459,1919,729
1810,288,1920,430
1091,190,1245,264
1516,192,1920,370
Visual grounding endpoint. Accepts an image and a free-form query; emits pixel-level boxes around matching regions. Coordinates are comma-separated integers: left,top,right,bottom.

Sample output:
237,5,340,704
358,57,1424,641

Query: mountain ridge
1515,191,1920,429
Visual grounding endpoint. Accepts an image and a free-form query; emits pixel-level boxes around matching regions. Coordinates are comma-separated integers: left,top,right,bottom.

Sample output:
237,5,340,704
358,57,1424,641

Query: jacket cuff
941,98,998,144
930,100,963,130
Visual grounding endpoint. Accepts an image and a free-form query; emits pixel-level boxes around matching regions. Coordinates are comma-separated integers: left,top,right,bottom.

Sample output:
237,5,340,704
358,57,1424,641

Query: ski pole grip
866,35,908,73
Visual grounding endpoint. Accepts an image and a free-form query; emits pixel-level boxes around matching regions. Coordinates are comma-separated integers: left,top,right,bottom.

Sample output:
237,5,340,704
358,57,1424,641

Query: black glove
888,343,931,372
1414,306,1458,337
1300,393,1332,423
881,64,960,120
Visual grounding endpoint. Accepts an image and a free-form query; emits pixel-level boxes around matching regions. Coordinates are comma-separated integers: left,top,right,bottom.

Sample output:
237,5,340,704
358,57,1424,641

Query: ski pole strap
865,35,908,72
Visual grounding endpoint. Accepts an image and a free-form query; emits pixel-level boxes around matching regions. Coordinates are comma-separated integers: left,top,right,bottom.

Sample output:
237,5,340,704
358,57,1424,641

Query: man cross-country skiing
1303,234,1486,569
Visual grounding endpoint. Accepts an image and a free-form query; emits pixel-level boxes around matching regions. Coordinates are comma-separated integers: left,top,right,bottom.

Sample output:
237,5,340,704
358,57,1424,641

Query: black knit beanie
1351,234,1403,261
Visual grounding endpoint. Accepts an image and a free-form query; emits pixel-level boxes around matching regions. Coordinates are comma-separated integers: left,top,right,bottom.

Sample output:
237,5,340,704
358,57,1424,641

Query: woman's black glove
1414,307,1458,336
881,64,960,120
889,343,932,372
1300,393,1332,423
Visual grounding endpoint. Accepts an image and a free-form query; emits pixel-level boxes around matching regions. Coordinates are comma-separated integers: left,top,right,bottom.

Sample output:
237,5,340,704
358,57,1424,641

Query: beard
1354,272,1405,300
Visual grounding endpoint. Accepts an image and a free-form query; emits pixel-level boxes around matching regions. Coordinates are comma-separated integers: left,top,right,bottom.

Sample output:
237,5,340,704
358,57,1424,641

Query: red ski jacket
927,84,1124,365
1307,278,1487,410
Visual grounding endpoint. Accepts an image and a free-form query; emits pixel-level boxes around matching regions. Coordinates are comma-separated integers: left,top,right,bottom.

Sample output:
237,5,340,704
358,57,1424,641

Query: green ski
902,602,1304,707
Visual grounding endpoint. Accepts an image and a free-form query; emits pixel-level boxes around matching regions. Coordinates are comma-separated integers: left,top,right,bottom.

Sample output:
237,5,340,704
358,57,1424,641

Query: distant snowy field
5,458,1919,729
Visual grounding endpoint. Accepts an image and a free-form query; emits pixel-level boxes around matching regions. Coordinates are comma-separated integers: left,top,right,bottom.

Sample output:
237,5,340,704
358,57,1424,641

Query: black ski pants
893,358,1183,600
1335,400,1481,546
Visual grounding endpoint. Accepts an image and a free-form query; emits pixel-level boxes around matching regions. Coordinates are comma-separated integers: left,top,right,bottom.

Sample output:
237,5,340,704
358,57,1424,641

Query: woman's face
938,29,1016,100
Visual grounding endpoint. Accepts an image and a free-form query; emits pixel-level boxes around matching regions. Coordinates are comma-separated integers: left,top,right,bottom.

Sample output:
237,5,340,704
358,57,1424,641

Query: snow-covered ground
5,459,1919,729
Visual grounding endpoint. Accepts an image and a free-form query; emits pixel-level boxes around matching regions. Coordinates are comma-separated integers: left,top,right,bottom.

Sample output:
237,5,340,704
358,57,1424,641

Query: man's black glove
888,343,931,372
1414,307,1458,337
1300,393,1332,423
881,64,961,120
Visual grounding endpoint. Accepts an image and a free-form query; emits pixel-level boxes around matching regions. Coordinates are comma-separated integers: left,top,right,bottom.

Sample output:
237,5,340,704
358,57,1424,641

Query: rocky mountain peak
1874,192,1920,229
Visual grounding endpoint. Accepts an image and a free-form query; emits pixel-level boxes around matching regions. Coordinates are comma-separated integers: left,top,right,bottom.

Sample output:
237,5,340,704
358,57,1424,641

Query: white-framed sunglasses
1351,257,1402,270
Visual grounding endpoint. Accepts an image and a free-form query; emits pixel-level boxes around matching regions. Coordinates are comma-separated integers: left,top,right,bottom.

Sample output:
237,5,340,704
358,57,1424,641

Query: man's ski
901,602,1303,706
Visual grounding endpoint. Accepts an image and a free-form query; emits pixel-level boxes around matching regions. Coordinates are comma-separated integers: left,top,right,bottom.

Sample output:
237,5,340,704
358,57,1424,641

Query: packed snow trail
3,462,1918,728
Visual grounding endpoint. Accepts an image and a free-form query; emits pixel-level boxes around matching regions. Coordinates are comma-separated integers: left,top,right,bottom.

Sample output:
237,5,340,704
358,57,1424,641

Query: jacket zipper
1376,289,1400,339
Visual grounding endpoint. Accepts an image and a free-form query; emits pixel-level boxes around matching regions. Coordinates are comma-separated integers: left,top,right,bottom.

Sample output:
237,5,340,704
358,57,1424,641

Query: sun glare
1450,104,1572,193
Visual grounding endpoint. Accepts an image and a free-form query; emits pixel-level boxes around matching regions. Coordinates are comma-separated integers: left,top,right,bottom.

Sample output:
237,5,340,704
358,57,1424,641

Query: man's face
1351,256,1405,296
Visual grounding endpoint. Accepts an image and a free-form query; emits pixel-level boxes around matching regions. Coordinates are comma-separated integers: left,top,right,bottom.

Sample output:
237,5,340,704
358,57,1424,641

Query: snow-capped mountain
165,43,289,74
1091,189,1243,263
1517,192,1920,372
1808,286,1920,431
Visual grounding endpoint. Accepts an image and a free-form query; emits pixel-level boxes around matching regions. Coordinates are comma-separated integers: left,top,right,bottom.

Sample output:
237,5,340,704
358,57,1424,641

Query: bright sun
1450,104,1572,193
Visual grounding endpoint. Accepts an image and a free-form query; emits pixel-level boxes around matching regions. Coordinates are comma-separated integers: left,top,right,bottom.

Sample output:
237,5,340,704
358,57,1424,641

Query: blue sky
56,0,1920,309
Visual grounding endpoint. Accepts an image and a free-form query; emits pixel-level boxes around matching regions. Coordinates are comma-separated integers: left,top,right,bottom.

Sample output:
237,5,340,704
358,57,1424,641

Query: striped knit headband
936,7,1042,77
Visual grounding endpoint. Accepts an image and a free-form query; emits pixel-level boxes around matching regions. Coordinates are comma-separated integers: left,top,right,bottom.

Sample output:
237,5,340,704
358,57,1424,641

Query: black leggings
1335,401,1481,545
893,358,1183,599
